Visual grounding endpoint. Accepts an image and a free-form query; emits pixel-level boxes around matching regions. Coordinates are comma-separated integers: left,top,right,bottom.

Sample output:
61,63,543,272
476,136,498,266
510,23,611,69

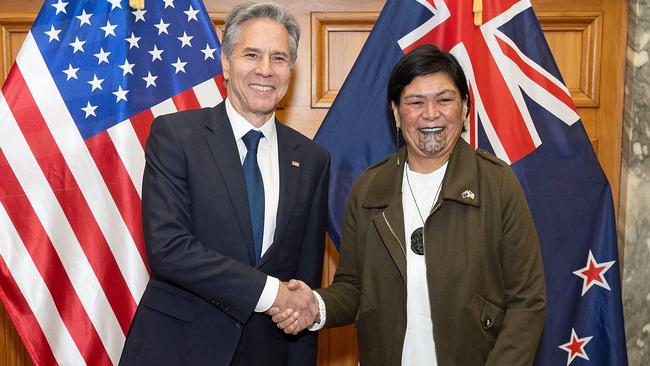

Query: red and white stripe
0,32,225,365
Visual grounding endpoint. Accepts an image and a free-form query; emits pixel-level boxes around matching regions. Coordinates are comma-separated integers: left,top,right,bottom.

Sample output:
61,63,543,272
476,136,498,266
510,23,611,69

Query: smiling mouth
418,127,444,134
250,84,274,92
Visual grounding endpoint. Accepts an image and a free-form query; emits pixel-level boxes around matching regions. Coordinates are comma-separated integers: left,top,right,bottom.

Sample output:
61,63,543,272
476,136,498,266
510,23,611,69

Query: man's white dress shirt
225,98,280,312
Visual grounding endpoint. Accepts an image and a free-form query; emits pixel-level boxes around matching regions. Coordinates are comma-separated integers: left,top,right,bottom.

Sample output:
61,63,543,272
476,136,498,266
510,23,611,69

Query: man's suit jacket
119,102,330,366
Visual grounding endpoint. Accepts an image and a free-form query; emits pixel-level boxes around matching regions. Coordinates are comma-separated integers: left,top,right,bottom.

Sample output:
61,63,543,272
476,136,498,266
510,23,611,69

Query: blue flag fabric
30,0,223,139
314,0,628,365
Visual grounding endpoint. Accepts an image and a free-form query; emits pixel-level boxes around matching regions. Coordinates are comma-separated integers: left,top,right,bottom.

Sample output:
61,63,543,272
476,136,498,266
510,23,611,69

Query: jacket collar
363,139,481,209
204,102,256,263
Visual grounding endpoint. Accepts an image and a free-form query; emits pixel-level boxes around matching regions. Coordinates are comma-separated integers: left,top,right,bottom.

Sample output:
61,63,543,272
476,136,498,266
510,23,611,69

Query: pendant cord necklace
405,163,442,255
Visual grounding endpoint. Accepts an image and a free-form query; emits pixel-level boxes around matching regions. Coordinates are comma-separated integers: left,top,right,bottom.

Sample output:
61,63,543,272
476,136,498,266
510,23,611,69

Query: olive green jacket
316,140,546,366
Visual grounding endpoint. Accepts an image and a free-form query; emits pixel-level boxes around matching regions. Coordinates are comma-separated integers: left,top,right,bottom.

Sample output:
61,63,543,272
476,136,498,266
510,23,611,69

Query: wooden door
0,0,626,365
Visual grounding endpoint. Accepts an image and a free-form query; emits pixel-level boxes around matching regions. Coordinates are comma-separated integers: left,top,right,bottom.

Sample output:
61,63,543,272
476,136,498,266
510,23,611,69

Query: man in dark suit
119,2,329,365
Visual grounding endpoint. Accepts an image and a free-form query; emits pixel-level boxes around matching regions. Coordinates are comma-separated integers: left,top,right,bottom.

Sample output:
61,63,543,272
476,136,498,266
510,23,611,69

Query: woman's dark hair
387,44,470,118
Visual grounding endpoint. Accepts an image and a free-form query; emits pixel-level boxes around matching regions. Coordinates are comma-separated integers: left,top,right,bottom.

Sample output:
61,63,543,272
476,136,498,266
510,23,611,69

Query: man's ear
221,51,230,81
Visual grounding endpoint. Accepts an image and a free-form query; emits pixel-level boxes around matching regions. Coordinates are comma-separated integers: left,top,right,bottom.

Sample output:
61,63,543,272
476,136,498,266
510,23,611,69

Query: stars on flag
88,75,104,92
35,0,222,132
94,48,111,64
45,25,62,42
81,101,98,118
143,72,158,88
126,33,141,49
101,20,118,37
573,250,615,296
113,86,129,102
63,64,79,80
184,5,199,22
201,44,217,60
132,8,146,22
149,45,164,62
69,37,86,53
107,0,123,11
51,0,68,15
119,59,135,76
178,32,193,48
171,58,187,74
155,18,170,35
76,10,92,26
558,328,593,365
556,251,615,365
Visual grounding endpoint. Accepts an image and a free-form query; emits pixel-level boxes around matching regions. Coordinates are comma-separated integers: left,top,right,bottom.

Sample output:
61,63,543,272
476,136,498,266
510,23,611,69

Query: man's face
392,72,467,171
221,18,292,127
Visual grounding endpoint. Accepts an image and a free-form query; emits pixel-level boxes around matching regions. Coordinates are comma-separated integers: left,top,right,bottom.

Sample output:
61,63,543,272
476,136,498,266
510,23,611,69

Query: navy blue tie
242,130,265,262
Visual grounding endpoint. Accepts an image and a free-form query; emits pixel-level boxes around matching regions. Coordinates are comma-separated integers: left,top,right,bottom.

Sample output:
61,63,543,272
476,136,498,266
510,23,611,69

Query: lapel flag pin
291,160,300,168
462,190,475,200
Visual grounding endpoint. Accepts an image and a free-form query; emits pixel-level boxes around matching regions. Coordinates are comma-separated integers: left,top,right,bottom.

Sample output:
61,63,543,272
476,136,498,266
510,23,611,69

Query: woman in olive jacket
275,44,546,366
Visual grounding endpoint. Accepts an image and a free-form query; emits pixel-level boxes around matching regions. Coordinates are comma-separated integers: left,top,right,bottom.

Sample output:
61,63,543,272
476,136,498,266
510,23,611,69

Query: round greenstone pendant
410,227,424,255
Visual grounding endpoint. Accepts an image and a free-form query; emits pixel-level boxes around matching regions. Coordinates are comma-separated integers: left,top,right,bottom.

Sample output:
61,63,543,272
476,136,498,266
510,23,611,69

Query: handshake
266,279,320,335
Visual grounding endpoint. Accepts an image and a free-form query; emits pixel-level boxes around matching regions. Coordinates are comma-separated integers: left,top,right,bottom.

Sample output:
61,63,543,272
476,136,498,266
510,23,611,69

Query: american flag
0,0,225,364
315,0,628,365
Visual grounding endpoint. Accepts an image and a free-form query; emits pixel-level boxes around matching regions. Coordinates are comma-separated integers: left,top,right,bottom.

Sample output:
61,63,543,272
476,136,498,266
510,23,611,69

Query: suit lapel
258,123,301,267
204,103,255,263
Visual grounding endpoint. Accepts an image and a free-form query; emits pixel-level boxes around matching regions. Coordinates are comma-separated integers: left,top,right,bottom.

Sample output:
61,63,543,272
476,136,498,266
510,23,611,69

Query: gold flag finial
129,0,145,10
473,0,483,26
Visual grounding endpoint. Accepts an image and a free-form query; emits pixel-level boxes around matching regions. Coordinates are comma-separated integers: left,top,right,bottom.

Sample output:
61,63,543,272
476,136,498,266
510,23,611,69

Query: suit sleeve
314,177,363,328
142,115,267,324
485,167,546,366
287,152,330,366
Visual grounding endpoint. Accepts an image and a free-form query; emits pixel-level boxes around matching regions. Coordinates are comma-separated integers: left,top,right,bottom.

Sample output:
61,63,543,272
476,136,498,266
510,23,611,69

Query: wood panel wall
0,0,627,365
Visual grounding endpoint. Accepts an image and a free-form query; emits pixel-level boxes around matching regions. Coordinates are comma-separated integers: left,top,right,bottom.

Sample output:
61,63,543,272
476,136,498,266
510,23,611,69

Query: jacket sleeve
142,114,267,324
485,167,546,366
287,153,330,366
315,177,363,328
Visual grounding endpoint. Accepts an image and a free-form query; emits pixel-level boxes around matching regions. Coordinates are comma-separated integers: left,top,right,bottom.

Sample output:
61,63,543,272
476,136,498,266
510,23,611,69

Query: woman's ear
462,99,469,120
391,101,401,127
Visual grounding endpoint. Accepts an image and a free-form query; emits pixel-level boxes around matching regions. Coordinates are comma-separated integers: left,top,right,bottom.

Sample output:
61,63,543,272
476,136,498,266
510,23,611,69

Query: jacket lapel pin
462,189,475,200
291,160,300,168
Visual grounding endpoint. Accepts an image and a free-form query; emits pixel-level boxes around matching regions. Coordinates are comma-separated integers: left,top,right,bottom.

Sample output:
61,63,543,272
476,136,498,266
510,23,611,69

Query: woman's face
392,72,467,170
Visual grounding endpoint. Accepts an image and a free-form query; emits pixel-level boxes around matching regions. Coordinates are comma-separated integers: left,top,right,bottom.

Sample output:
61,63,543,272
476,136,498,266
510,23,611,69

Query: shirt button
234,321,242,328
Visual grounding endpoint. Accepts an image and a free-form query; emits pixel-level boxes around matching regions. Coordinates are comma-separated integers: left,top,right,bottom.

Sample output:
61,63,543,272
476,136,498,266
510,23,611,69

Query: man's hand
266,280,319,334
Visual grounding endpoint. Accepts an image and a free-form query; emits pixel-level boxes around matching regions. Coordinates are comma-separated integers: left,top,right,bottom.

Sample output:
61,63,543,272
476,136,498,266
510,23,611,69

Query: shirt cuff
254,276,279,312
309,290,326,331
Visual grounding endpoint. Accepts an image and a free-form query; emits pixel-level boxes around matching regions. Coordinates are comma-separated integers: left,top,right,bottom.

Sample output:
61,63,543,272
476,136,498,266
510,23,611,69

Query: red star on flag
558,328,593,365
573,250,615,296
